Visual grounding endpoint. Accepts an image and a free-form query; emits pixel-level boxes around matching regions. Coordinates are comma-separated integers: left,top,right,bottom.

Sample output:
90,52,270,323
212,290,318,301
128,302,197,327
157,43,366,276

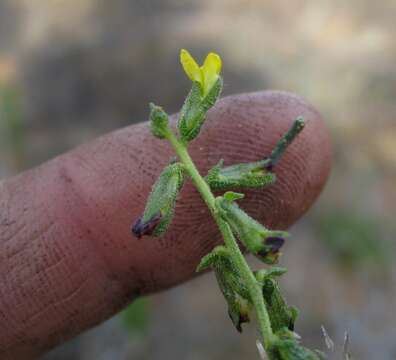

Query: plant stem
165,129,275,351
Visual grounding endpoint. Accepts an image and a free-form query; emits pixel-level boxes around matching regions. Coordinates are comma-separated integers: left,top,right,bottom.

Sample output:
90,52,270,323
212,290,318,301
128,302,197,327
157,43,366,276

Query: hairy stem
165,129,275,351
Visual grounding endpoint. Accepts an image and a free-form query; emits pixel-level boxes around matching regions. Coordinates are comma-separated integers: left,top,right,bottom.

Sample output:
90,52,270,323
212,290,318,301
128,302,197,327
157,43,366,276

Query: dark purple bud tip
229,311,250,333
262,158,273,171
257,237,285,262
235,316,244,333
131,212,162,239
257,236,285,262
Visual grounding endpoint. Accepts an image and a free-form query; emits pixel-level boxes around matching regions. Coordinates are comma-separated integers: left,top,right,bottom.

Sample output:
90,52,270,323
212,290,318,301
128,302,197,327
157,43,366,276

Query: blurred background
1,0,395,359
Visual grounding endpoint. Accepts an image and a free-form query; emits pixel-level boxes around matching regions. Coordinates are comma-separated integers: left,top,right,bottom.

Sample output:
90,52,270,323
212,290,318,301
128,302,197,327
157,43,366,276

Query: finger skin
0,91,331,358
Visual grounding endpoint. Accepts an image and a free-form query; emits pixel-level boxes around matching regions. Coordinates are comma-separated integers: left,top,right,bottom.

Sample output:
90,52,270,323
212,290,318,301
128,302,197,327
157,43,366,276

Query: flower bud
206,159,276,190
272,336,326,360
178,48,223,142
149,102,169,139
259,276,297,333
196,245,230,272
226,292,251,333
178,77,222,142
216,196,288,264
266,116,305,170
131,162,185,238
131,212,162,239
256,236,285,264
197,245,251,332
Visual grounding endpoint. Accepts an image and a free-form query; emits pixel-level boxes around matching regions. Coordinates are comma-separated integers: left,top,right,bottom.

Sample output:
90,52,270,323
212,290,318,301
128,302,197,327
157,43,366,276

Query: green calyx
215,196,288,264
254,269,298,335
197,246,252,332
271,333,326,360
255,270,322,360
260,276,297,333
132,162,185,238
206,159,276,190
178,77,223,142
205,116,305,192
149,102,169,139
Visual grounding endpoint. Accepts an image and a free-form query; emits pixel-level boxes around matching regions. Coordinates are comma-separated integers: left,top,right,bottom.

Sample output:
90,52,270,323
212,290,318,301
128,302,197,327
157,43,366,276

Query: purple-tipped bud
262,158,273,171
265,236,285,252
131,212,162,239
229,308,250,333
257,236,285,264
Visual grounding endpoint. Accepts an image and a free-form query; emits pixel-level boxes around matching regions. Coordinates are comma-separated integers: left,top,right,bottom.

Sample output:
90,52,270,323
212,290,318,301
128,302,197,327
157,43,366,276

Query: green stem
165,129,275,351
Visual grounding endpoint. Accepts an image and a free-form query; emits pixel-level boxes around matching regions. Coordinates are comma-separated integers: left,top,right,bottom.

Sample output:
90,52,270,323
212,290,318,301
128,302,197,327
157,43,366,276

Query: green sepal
215,196,288,264
254,271,297,333
254,267,288,283
178,77,223,142
205,117,305,191
223,191,245,202
289,306,299,326
205,158,224,184
132,163,185,238
149,103,169,139
267,267,288,278
260,277,297,333
198,245,251,332
196,245,230,272
273,342,321,359
271,332,326,360
215,268,251,332
197,246,250,300
178,81,201,142
225,290,252,333
201,77,223,112
205,159,276,191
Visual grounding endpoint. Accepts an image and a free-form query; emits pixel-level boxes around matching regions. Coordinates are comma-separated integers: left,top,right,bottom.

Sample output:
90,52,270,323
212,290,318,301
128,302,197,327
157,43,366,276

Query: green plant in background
132,49,325,359
315,210,391,272
0,81,25,170
121,298,150,336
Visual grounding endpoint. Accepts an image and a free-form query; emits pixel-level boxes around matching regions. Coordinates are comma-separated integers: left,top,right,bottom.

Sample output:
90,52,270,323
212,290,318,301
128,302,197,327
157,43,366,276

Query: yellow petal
201,52,222,96
180,49,202,84
202,52,222,75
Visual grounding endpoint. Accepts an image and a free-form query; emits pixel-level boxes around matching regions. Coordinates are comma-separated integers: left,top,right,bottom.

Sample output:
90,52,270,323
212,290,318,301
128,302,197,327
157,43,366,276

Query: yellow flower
180,49,222,97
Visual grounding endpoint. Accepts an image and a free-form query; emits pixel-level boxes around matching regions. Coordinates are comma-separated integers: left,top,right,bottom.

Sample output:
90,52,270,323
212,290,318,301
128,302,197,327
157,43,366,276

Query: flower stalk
164,128,275,348
131,49,325,359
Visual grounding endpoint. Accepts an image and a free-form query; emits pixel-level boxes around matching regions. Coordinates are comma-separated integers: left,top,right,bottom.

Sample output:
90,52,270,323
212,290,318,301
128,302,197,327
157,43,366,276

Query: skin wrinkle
0,91,331,359
54,163,141,306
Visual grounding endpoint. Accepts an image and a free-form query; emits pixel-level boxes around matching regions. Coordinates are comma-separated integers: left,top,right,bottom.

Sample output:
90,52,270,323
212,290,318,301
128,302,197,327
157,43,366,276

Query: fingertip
0,89,332,358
